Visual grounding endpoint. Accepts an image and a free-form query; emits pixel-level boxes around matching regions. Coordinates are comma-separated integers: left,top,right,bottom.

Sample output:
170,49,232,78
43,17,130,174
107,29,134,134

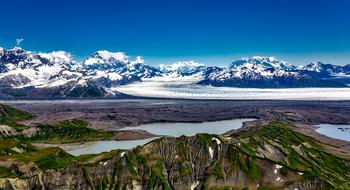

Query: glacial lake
66,118,254,156
120,118,256,137
66,137,158,156
315,124,350,141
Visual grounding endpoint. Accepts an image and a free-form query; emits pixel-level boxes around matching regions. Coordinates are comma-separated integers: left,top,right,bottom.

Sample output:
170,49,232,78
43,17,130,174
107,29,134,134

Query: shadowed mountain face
0,47,349,98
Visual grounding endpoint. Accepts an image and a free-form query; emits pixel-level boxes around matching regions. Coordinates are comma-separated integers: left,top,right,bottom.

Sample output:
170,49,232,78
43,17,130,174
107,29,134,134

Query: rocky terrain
6,99,350,130
0,101,349,189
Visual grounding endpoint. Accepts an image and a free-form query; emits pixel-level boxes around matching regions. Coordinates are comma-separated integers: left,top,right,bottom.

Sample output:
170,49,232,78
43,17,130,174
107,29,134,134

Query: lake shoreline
32,118,254,156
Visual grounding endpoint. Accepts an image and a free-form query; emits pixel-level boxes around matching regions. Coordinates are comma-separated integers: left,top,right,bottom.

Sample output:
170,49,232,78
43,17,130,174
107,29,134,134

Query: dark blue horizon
0,0,349,66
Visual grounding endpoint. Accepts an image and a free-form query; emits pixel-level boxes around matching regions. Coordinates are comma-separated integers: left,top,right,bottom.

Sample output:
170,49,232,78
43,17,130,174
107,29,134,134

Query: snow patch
275,164,283,169
212,137,221,144
190,181,200,190
208,147,214,159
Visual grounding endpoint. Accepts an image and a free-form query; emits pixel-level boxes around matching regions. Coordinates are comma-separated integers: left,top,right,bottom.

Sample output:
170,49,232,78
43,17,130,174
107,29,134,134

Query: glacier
114,78,350,100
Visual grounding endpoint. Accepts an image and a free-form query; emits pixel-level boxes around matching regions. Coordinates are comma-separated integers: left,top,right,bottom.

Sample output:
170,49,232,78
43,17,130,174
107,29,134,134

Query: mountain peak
84,51,146,66
230,56,294,70
130,56,145,65
94,50,128,61
39,51,73,64
160,61,204,72
159,61,206,77
160,60,203,70
84,51,129,65
301,61,345,74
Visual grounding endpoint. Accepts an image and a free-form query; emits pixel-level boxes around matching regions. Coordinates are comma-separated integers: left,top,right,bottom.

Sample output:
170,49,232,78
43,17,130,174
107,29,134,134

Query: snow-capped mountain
83,51,161,79
201,56,296,82
0,47,80,88
159,61,206,77
299,62,350,75
229,56,295,70
81,50,164,88
199,56,347,88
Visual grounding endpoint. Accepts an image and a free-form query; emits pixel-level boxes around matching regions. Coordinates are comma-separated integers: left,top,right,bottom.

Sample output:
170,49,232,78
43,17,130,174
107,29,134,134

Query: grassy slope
0,104,120,174
232,122,350,189
28,119,116,144
0,104,120,144
0,104,33,128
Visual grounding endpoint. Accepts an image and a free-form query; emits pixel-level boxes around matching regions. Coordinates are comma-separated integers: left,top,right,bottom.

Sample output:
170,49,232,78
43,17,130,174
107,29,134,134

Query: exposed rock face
1,122,348,190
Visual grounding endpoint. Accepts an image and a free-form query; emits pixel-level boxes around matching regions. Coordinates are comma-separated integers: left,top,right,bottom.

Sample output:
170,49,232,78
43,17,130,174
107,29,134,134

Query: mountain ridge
0,47,349,98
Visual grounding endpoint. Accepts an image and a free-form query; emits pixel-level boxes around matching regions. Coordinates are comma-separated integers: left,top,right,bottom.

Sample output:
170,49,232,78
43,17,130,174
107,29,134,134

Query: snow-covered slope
0,47,80,88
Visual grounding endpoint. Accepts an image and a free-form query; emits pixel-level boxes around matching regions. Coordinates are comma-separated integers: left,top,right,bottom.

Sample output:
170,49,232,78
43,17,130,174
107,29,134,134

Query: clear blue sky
0,0,349,66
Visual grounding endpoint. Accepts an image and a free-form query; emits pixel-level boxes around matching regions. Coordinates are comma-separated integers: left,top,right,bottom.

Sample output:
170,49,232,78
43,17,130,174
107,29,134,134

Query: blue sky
0,0,349,66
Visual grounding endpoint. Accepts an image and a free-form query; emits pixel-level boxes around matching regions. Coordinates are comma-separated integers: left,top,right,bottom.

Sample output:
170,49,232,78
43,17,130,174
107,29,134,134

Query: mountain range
0,47,349,98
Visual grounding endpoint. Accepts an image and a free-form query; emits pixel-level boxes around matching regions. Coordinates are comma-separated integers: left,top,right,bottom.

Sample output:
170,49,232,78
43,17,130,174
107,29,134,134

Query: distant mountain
199,57,347,88
229,56,295,70
159,61,207,77
299,62,350,75
83,51,161,78
0,47,80,88
0,47,349,98
0,48,160,98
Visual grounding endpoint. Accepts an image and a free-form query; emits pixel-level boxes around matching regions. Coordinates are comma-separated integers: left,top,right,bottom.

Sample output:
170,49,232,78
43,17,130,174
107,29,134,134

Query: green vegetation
0,103,122,144
197,133,223,147
147,161,171,190
0,166,16,178
241,157,260,181
179,162,191,177
197,133,214,147
9,119,125,145
208,186,232,190
0,139,36,156
211,160,225,179
0,147,77,170
0,104,33,129
28,119,115,143
232,121,350,189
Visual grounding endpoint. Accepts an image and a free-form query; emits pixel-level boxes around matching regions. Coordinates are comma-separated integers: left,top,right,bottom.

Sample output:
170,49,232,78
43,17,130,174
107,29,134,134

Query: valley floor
2,99,350,153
